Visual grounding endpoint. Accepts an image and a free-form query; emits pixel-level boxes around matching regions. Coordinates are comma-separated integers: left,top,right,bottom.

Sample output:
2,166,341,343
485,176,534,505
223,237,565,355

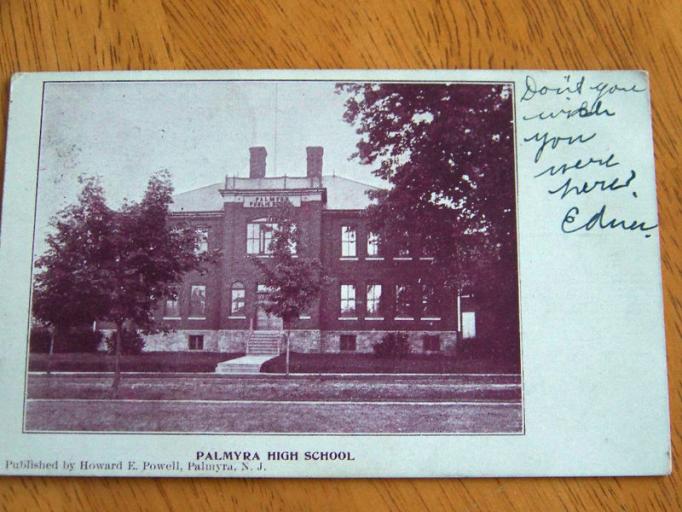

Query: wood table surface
0,1,679,510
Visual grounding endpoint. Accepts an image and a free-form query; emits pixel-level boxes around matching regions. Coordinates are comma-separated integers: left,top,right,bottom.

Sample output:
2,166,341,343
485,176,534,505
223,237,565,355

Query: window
366,284,382,316
257,283,275,294
462,311,476,339
163,288,180,318
195,227,209,254
247,222,276,255
396,231,411,258
395,284,414,318
340,334,357,351
189,285,206,317
341,226,356,257
367,232,381,257
188,334,204,350
340,284,356,316
421,236,436,259
288,228,298,255
423,334,441,352
230,282,245,316
421,284,439,318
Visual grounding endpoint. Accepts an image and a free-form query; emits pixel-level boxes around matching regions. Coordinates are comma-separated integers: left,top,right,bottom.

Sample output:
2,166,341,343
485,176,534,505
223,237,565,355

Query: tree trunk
112,322,123,398
46,326,55,376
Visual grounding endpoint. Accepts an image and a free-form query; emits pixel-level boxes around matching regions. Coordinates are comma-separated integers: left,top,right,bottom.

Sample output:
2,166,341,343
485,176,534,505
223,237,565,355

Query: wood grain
0,0,680,510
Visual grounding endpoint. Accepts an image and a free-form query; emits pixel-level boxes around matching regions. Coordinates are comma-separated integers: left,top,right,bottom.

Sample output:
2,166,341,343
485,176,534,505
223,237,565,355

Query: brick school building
144,146,477,354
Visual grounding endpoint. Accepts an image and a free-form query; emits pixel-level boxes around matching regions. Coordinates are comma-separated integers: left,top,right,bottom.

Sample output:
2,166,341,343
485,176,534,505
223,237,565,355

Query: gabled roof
170,175,383,213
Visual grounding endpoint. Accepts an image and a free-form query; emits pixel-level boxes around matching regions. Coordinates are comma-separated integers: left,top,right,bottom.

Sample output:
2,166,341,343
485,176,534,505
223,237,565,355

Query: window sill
365,317,384,321
419,257,435,261
248,254,273,258
366,257,384,261
162,317,181,320
298,315,312,320
339,257,359,261
228,315,247,319
393,257,412,261
338,316,358,320
395,317,415,321
187,316,207,320
421,317,442,321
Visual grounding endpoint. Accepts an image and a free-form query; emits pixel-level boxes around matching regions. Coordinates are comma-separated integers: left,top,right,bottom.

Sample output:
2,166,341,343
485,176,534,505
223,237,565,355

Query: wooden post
285,331,290,377
112,321,123,398
46,325,55,375
247,316,253,354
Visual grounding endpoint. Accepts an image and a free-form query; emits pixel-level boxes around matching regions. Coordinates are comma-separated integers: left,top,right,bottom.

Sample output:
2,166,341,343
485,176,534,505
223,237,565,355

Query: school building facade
144,146,477,354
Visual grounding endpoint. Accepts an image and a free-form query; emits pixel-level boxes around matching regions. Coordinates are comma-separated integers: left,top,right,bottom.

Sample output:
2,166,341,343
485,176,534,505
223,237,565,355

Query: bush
66,325,104,353
29,326,52,353
105,329,145,355
373,332,410,358
31,324,103,353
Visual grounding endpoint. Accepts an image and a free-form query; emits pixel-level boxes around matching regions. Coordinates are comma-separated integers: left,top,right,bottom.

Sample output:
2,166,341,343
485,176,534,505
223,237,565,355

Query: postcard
0,70,670,477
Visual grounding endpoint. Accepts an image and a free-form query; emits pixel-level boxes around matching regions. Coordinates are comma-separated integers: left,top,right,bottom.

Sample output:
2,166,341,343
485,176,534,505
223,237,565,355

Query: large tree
338,82,518,357
33,171,213,393
33,177,113,359
251,201,325,374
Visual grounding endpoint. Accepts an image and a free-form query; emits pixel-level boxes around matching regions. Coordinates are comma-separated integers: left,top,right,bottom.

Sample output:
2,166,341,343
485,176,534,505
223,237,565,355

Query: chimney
306,146,323,179
249,146,267,179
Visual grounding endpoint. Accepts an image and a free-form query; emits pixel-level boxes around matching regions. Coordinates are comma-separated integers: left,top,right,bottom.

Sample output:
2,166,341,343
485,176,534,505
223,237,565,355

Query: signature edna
561,204,658,237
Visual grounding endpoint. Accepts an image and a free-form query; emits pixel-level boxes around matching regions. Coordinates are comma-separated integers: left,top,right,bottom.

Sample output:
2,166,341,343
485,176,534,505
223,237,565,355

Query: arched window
231,282,246,316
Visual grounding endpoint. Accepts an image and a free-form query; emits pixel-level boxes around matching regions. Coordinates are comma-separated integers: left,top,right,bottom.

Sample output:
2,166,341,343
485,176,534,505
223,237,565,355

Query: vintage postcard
0,70,670,477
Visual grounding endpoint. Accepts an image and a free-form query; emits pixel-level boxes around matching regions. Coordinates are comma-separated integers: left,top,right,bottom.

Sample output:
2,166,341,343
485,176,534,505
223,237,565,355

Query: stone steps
247,330,281,356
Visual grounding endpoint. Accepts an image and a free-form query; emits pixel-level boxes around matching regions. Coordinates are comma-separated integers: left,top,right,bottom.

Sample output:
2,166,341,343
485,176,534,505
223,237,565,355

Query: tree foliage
32,170,215,387
251,201,325,326
34,171,211,332
32,177,114,350
337,83,519,349
96,170,214,331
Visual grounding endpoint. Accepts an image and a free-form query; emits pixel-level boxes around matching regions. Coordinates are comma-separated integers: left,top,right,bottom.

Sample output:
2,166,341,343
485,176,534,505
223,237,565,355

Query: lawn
27,373,522,401
25,373,522,433
28,352,243,373
25,399,523,433
261,352,519,374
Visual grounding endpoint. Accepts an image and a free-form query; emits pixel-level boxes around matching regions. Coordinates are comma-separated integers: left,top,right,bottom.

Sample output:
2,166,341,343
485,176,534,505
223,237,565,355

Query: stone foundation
287,330,322,353
143,330,249,352
321,330,458,354
140,329,457,354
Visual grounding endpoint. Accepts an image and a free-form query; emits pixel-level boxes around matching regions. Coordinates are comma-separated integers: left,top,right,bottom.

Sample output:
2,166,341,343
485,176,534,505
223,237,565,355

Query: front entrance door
256,285,283,330
256,303,283,330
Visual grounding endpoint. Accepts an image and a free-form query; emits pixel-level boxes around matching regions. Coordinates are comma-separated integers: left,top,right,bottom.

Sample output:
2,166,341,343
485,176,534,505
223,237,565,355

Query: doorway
256,284,283,330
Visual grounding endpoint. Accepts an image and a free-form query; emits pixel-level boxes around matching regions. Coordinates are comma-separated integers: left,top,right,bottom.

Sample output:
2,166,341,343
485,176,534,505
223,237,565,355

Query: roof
170,175,383,213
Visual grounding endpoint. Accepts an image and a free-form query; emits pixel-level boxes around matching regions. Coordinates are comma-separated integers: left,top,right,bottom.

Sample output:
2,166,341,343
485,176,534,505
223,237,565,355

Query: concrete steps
247,331,281,356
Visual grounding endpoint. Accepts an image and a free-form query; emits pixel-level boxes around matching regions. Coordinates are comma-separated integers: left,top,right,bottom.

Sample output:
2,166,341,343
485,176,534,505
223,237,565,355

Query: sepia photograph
24,79,521,434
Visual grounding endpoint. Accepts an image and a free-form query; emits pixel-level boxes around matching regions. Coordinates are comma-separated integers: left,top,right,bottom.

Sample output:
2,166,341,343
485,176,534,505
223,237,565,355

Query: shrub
373,332,410,358
66,325,104,353
31,324,103,353
29,326,52,353
105,329,145,355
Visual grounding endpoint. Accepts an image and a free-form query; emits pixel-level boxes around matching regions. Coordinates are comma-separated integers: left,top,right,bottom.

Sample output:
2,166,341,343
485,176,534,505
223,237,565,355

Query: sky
35,80,380,256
